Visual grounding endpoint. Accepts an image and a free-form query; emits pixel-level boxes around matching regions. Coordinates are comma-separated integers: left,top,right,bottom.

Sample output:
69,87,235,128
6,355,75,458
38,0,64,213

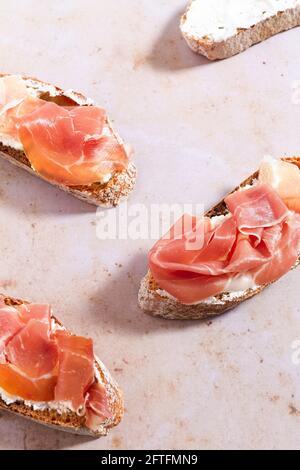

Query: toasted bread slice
0,294,124,437
0,74,136,207
180,0,300,60
138,157,300,321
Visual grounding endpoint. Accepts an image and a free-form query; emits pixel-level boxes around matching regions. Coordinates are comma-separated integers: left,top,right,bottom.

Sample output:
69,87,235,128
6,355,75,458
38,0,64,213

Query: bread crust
0,74,136,207
180,3,300,60
138,158,300,320
0,294,124,437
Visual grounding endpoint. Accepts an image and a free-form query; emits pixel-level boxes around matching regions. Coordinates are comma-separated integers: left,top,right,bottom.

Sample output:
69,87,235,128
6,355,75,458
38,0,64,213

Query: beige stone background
0,0,300,450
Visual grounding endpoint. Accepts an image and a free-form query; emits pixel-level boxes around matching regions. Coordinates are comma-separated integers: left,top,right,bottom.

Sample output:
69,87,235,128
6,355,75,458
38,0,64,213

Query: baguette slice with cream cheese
0,294,124,437
180,0,300,60
0,74,136,207
138,157,300,320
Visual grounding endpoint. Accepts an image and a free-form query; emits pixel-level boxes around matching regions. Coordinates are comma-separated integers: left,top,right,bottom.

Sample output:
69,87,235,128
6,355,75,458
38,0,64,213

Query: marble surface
0,0,300,450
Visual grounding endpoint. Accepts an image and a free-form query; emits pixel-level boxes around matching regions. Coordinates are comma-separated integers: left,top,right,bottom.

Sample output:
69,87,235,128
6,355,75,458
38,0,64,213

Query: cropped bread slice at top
138,158,300,321
180,1,300,60
0,74,136,207
0,294,124,437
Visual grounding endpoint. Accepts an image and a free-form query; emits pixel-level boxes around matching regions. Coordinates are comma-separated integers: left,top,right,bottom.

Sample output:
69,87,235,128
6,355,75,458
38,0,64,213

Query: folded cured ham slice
16,102,129,186
0,75,131,188
259,157,300,213
0,364,57,401
149,182,300,305
0,299,118,435
225,183,289,234
0,75,28,111
85,382,113,432
55,331,94,412
6,319,58,379
0,76,29,118
0,76,38,139
17,303,51,323
0,305,24,362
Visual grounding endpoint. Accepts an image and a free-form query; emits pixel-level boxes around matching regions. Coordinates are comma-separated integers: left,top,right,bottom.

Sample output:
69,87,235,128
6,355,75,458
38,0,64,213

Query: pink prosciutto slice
259,157,300,213
54,330,95,412
16,102,129,186
254,215,300,285
0,298,112,431
6,319,58,379
149,215,235,303
225,183,289,236
0,76,28,118
0,76,44,139
17,303,51,324
0,364,56,401
0,74,130,186
85,382,112,431
0,304,24,362
0,301,58,399
149,183,300,304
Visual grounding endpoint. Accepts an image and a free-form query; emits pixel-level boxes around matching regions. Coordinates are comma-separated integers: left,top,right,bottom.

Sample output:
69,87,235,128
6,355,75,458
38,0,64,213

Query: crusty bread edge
0,74,136,207
0,294,124,437
180,3,300,60
138,157,300,320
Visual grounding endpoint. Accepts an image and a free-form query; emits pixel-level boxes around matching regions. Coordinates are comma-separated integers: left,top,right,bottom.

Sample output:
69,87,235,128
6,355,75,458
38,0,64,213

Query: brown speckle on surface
132,55,147,71
111,436,123,449
269,395,280,403
289,404,300,417
1,0,300,452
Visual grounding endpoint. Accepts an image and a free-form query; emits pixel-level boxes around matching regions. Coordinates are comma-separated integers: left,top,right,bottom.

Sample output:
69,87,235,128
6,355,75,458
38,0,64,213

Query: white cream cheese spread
181,0,300,42
0,387,74,415
0,318,101,416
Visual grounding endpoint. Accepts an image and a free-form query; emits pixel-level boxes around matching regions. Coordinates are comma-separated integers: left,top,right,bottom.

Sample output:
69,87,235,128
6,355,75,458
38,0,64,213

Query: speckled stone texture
0,0,300,451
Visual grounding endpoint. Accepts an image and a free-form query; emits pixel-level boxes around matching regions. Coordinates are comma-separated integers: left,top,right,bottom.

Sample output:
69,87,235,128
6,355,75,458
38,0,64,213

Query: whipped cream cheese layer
181,0,300,42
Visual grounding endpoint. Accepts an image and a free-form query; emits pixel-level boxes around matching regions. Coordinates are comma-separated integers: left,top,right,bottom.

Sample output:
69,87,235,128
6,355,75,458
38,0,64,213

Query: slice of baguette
0,74,136,207
180,0,300,60
138,157,300,321
0,294,124,437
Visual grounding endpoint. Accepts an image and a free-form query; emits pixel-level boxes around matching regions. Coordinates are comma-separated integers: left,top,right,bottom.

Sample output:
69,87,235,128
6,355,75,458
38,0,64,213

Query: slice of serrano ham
5,319,58,379
0,74,136,206
54,330,94,412
143,158,300,314
16,102,129,186
259,157,300,213
0,75,129,186
0,298,122,436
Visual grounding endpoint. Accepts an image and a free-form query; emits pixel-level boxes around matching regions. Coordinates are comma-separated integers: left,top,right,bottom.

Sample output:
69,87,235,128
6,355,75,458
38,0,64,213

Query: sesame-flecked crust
0,74,136,207
180,3,300,60
0,294,124,437
138,158,300,320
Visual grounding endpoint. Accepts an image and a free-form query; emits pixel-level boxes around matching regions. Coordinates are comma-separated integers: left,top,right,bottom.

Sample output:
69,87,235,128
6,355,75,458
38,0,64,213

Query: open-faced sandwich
181,0,300,60
0,74,136,206
139,157,300,320
0,295,123,436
